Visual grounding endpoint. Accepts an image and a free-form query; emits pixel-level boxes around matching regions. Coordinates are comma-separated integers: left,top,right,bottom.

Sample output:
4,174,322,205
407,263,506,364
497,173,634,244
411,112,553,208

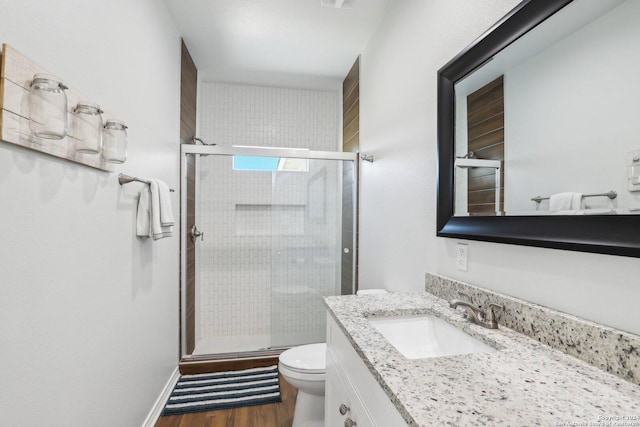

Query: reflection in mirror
453,0,640,216
455,76,505,216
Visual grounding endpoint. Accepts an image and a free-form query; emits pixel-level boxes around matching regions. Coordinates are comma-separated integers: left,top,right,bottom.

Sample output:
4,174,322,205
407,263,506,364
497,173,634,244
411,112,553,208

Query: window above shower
233,155,309,172
232,146,311,172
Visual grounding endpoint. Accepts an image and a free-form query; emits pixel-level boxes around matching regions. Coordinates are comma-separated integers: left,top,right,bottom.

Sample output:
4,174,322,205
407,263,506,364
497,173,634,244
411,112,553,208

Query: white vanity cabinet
325,354,375,427
325,314,407,427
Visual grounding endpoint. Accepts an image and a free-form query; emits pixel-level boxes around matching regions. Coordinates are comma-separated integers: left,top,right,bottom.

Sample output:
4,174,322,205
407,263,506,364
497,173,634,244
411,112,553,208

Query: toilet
279,343,327,427
278,289,388,427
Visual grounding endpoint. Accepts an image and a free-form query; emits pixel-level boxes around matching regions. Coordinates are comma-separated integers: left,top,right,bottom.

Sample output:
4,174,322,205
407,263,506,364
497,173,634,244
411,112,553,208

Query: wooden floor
155,375,297,427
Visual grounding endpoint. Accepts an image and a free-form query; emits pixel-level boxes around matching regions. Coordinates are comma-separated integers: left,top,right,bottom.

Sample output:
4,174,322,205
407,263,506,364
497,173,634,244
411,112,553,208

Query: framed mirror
436,0,640,257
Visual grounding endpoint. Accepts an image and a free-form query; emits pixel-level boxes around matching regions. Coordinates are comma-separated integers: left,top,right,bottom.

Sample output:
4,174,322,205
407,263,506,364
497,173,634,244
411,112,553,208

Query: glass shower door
181,145,356,358
192,153,275,355
269,158,355,348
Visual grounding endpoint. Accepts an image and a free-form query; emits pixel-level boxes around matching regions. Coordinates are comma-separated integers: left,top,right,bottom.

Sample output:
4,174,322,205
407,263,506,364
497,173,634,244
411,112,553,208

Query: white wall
359,0,640,335
0,1,181,426
359,0,520,293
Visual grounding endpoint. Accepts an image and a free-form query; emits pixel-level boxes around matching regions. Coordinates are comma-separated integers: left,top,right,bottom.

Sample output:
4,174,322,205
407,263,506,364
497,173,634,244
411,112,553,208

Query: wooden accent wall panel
180,40,198,356
466,76,504,215
180,40,197,146
343,58,359,153
341,163,356,295
184,155,196,356
342,58,359,294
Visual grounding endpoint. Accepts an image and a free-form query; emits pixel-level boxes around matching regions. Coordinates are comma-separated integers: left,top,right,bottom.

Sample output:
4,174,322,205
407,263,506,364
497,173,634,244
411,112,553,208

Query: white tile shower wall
196,83,340,352
200,83,338,150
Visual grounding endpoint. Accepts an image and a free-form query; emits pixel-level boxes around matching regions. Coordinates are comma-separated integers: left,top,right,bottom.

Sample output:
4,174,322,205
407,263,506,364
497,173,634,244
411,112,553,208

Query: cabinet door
325,358,349,426
326,314,408,426
326,352,375,427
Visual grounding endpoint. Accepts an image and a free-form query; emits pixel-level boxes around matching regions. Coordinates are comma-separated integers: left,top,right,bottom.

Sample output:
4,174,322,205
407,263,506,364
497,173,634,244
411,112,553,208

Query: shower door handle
191,225,204,243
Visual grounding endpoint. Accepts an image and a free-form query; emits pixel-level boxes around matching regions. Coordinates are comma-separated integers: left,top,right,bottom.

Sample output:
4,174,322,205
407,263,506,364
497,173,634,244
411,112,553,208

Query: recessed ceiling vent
321,0,355,9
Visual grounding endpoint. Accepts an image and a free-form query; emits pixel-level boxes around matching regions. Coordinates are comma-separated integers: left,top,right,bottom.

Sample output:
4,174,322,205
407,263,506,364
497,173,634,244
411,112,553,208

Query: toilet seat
279,363,326,382
279,343,326,376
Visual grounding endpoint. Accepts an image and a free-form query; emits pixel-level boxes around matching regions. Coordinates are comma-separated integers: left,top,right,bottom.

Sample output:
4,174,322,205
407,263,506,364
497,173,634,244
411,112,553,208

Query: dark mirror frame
436,0,640,258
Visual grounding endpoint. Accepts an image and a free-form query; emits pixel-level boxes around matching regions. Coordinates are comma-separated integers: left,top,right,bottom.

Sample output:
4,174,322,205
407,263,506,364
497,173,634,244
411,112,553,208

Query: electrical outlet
456,243,468,271
628,150,640,192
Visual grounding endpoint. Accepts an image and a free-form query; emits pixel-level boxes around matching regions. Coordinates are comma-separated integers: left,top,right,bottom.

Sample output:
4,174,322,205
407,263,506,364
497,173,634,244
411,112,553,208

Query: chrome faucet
449,292,503,329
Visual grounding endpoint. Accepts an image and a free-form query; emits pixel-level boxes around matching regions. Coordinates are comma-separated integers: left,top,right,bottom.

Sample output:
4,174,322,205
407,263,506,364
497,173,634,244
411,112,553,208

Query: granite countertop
323,292,640,427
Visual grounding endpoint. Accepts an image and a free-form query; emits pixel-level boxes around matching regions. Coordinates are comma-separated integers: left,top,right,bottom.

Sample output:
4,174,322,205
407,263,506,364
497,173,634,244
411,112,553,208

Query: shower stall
180,144,357,359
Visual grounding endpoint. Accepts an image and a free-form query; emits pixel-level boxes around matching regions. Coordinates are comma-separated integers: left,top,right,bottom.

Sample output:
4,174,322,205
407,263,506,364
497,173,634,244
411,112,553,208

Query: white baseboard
141,367,180,427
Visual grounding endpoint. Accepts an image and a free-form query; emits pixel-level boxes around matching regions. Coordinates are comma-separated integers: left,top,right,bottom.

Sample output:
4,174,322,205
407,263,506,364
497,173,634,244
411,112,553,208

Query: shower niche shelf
235,204,306,236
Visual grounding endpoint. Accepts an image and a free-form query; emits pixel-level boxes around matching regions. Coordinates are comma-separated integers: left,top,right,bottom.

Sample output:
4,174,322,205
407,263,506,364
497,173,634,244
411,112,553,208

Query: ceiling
163,0,394,90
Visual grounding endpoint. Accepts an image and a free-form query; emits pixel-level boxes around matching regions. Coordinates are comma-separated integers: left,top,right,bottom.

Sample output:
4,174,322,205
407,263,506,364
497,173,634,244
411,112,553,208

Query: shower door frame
179,144,358,360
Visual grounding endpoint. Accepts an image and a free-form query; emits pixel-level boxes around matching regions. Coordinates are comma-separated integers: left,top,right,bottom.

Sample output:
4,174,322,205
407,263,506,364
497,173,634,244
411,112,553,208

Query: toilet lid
279,343,326,374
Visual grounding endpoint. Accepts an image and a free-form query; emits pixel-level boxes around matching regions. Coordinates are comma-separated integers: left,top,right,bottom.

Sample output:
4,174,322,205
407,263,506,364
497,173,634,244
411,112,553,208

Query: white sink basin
368,314,495,359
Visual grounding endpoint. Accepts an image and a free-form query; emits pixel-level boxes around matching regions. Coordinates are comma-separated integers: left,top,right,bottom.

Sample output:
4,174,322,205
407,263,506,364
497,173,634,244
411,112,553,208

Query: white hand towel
578,208,617,215
149,180,173,240
570,192,583,210
551,210,580,215
157,179,175,227
136,187,151,237
549,192,582,212
554,209,617,215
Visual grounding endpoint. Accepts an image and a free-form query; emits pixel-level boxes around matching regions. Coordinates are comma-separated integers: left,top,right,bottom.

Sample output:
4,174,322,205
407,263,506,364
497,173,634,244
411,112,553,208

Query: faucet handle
485,303,503,322
458,292,472,302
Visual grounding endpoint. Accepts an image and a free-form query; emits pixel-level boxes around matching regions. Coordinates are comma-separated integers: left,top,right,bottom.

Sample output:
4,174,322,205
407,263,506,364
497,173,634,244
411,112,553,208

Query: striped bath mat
161,365,282,416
